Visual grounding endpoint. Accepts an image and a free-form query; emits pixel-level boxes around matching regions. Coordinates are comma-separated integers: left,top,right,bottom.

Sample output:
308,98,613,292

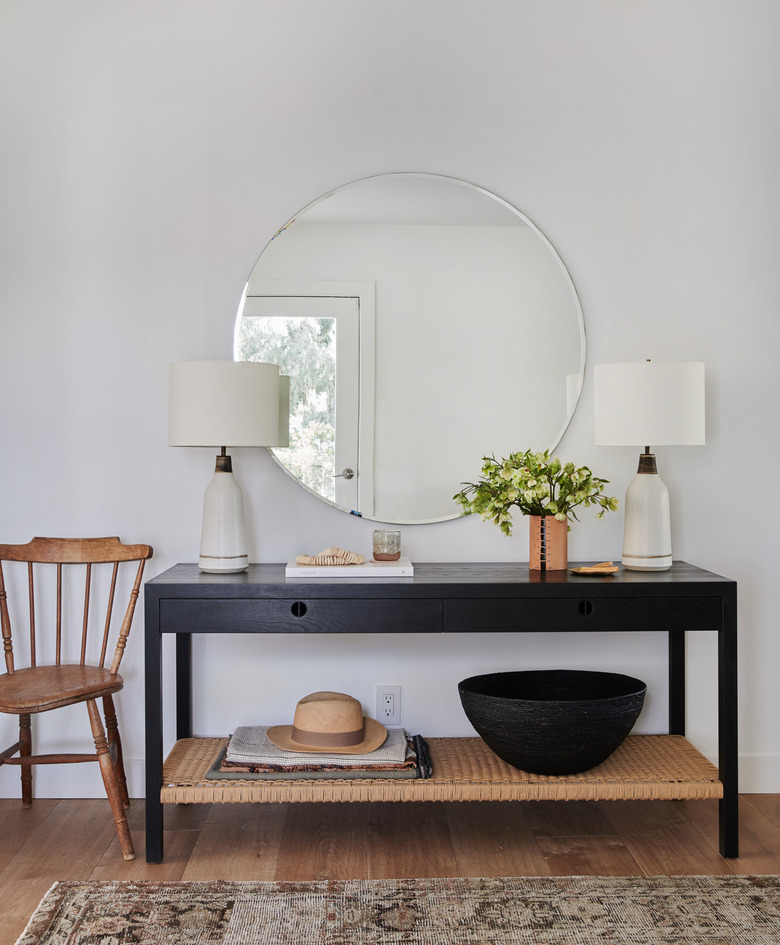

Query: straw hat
266,691,388,753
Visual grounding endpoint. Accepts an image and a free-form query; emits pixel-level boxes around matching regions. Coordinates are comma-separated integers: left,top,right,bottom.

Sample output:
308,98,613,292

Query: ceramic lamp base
198,455,249,573
621,453,672,572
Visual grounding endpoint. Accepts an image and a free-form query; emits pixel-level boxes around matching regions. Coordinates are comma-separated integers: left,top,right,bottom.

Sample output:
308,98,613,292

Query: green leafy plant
453,449,619,537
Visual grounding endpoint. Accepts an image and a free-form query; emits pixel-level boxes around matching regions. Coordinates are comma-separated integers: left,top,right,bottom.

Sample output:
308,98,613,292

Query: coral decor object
295,547,366,566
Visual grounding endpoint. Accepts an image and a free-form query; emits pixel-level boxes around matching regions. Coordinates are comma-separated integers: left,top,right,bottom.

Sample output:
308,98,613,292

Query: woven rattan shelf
160,734,722,805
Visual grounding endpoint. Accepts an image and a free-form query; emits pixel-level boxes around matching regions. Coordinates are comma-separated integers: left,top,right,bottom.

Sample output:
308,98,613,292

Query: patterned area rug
15,875,780,945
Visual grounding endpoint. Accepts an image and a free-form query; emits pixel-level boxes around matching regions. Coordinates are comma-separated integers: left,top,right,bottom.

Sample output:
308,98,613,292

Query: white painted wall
1,1,778,797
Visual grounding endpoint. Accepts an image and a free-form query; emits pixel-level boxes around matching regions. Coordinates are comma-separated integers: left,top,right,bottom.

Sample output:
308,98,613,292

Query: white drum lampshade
169,361,289,573
594,361,705,571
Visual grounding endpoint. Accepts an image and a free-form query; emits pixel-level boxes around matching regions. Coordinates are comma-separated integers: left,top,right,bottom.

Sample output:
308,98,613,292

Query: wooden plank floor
2,796,780,944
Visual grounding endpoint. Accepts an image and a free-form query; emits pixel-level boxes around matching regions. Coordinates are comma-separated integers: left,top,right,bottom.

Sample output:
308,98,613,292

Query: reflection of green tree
238,317,336,499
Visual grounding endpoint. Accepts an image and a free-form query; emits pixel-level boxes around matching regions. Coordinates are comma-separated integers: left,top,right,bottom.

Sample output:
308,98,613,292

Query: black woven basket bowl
458,669,647,775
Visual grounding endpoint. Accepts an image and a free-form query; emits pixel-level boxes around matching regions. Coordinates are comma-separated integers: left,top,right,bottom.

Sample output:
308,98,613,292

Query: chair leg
103,695,129,808
19,714,32,808
87,699,135,860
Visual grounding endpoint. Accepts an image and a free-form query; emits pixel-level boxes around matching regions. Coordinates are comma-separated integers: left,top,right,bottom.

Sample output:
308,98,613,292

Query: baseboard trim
737,753,780,794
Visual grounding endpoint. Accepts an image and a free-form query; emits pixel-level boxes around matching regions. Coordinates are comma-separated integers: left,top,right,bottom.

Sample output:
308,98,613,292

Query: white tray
285,556,414,577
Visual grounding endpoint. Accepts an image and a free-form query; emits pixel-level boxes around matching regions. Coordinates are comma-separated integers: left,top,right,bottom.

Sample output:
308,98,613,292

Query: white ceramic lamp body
199,456,248,573
169,360,286,574
594,361,705,572
622,464,672,570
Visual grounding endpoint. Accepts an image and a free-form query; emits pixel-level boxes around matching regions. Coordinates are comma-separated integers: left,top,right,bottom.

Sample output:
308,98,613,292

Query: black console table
144,561,738,862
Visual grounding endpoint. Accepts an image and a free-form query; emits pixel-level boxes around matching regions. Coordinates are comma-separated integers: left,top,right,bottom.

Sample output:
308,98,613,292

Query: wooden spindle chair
0,537,152,860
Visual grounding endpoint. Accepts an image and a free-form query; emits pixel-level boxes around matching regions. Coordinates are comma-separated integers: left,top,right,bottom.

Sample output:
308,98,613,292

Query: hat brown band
291,725,364,748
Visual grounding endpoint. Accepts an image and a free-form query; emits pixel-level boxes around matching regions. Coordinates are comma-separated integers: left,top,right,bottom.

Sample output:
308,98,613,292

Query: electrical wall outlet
376,685,402,726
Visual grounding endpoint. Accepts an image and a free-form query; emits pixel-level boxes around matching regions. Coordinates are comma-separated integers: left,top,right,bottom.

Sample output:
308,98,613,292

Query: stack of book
206,726,432,781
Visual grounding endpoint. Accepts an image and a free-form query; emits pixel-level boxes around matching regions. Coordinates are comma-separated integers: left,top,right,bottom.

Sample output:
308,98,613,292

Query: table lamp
169,360,290,573
594,360,705,571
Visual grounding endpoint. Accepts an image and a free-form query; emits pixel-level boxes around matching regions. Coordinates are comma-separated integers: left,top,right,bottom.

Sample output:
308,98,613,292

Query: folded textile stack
206,726,432,781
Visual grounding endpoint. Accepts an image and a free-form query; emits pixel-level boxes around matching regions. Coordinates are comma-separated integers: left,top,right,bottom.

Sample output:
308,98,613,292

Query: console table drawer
161,598,443,634
444,596,721,632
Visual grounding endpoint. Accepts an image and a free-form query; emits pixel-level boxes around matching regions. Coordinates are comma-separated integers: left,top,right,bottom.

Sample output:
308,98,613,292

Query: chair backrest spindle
55,563,63,666
109,560,146,675
99,562,119,669
27,561,36,667
81,562,92,665
0,563,14,674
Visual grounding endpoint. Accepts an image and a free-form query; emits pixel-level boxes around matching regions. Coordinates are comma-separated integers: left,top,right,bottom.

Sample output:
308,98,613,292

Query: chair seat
0,665,123,713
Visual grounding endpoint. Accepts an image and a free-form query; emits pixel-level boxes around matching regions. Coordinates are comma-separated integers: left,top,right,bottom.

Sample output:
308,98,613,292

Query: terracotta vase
529,515,568,571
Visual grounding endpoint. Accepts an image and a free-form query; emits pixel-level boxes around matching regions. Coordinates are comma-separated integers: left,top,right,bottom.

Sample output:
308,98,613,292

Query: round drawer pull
291,601,308,618
578,600,594,616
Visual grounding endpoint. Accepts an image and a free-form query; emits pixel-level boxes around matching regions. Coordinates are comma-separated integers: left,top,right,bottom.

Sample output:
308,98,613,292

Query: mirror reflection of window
238,314,337,499
237,294,363,510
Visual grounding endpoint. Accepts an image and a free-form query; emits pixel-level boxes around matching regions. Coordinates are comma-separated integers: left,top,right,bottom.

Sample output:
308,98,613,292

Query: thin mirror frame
235,173,587,525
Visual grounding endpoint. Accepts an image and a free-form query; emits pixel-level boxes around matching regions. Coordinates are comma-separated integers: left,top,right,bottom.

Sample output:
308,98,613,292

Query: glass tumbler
373,529,401,561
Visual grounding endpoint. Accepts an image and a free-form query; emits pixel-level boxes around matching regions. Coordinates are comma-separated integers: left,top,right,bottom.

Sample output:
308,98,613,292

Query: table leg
719,587,739,858
144,596,164,863
176,634,193,740
668,630,686,735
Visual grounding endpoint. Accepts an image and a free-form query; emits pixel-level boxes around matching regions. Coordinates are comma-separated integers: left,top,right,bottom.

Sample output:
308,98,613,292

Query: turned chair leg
19,714,32,808
87,699,135,860
103,695,129,808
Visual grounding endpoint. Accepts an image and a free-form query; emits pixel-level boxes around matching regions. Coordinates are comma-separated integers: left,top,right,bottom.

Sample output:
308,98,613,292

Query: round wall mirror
235,173,586,524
